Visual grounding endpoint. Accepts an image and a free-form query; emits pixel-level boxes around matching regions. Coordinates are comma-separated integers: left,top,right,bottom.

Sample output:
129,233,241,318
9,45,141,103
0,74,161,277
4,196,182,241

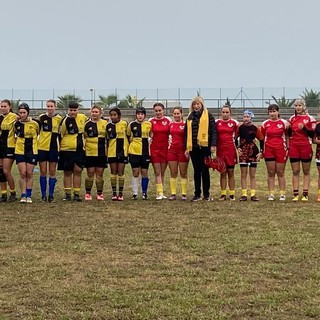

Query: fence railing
1,87,318,110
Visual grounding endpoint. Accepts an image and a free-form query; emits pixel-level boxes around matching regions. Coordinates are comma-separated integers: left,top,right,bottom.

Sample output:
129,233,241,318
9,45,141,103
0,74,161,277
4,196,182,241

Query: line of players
0,96,319,203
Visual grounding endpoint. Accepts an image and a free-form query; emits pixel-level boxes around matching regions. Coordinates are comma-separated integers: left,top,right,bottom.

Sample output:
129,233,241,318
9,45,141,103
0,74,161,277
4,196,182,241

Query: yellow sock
170,178,177,195
242,189,247,197
269,190,274,195
73,187,81,196
317,189,320,195
229,190,235,196
156,183,163,196
64,188,71,195
250,189,256,197
181,178,188,196
221,189,227,196
280,190,285,196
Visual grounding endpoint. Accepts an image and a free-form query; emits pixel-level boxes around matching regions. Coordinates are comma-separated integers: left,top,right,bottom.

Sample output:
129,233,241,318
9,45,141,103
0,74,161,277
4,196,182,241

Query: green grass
1,163,320,319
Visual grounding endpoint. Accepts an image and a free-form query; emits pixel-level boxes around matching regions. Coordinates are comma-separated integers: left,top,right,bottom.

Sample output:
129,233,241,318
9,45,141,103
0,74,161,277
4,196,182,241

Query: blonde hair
189,96,205,113
294,97,306,107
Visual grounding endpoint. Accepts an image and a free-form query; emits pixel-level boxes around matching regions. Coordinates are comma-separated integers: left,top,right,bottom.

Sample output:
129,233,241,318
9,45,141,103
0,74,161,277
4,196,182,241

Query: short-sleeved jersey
261,118,288,149
288,114,316,146
60,113,88,152
169,121,185,152
149,117,171,150
37,113,63,151
216,118,239,147
14,119,40,155
0,112,17,148
237,123,264,147
106,119,129,158
84,118,108,157
127,120,152,156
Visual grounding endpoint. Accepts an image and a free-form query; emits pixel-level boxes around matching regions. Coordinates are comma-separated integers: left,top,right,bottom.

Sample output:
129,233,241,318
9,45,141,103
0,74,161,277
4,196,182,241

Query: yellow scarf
186,108,209,151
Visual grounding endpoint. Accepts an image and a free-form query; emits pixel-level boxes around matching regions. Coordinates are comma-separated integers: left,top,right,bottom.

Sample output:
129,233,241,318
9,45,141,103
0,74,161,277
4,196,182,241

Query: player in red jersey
313,119,320,202
236,110,264,201
167,106,189,200
260,104,289,201
216,103,239,201
149,102,171,199
288,98,316,202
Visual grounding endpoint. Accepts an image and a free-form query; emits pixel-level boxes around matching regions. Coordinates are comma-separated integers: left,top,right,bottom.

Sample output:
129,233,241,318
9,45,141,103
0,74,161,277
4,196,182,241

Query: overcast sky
1,0,319,92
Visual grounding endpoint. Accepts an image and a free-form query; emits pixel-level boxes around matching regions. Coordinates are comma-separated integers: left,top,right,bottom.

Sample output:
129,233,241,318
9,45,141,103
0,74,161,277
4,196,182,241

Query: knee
292,169,300,176
267,171,275,178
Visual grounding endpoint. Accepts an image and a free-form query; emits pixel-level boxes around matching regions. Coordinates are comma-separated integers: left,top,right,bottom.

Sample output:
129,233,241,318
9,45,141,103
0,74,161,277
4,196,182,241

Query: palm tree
10,99,20,112
266,96,295,108
57,94,82,110
301,89,320,109
96,94,118,109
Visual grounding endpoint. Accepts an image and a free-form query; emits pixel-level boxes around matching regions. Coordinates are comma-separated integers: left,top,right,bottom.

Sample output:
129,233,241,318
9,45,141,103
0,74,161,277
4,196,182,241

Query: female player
261,104,289,201
0,99,18,202
237,110,264,201
313,118,320,201
37,99,62,202
14,103,40,203
149,102,171,200
106,107,129,201
167,106,188,200
58,102,88,201
84,105,108,201
216,103,239,200
288,98,316,201
127,107,152,200
184,96,217,201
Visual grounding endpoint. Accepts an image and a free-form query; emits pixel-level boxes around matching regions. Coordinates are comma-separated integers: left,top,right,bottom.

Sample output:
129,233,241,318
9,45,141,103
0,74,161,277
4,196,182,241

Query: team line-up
0,96,319,204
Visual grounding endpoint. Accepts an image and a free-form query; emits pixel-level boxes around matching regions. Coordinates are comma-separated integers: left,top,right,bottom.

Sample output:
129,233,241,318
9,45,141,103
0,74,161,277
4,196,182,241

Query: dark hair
268,104,279,112
18,102,30,114
1,99,11,106
136,107,146,115
68,101,79,109
109,107,121,117
46,99,56,106
153,102,165,109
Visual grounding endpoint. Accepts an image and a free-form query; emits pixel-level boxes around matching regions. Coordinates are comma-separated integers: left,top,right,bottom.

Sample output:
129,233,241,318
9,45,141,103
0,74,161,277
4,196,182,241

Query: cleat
229,195,236,201
267,194,275,201
0,194,7,202
169,195,177,201
48,195,55,203
301,195,309,202
156,194,165,200
96,194,104,201
251,195,259,201
63,194,72,201
41,196,47,202
26,197,33,204
20,197,27,203
279,195,286,201
132,194,138,200
85,193,92,201
239,196,248,201
191,196,201,202
291,196,299,202
142,193,148,200
73,194,82,202
8,194,17,202
111,195,118,201
181,195,187,201
219,195,227,201
202,196,211,201
117,195,124,201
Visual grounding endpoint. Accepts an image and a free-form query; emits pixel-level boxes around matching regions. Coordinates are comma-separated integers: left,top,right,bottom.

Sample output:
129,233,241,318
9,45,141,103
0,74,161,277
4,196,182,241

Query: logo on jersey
179,125,184,130
228,123,234,127
303,119,309,124
277,124,283,129
162,121,167,126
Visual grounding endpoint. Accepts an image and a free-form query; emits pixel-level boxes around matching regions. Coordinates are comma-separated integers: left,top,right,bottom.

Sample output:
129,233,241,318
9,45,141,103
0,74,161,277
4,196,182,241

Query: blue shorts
38,150,59,163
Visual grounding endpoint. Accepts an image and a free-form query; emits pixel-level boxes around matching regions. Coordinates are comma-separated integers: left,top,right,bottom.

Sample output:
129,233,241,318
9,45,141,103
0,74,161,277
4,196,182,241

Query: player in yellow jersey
84,105,108,201
37,99,62,203
58,102,88,201
14,103,40,203
0,99,18,202
106,107,129,201
127,107,152,199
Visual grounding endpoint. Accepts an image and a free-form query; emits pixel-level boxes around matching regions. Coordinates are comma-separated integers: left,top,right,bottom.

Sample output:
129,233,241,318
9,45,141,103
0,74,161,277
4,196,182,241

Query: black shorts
15,154,38,165
108,156,128,164
129,154,150,169
0,147,15,159
85,156,108,168
38,150,59,163
58,150,85,171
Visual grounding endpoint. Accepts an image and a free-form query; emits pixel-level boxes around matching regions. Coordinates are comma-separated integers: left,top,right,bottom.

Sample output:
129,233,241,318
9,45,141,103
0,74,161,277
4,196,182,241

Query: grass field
1,162,320,319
